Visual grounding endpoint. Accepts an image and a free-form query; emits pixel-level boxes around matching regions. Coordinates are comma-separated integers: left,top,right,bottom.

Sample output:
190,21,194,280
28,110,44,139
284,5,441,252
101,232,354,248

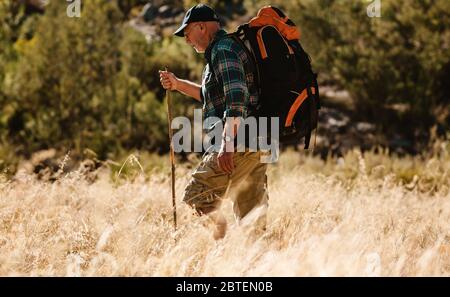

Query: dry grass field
0,141,449,276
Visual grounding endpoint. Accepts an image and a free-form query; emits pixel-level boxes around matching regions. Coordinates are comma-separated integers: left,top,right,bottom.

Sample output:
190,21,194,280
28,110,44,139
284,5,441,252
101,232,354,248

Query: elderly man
159,4,268,239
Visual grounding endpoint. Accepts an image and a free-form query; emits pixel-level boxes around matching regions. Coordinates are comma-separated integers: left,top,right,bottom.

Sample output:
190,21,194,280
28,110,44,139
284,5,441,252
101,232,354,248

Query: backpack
208,6,320,149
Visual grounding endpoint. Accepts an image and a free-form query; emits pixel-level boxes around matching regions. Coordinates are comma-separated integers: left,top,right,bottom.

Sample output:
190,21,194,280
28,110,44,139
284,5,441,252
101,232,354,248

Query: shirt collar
204,29,227,63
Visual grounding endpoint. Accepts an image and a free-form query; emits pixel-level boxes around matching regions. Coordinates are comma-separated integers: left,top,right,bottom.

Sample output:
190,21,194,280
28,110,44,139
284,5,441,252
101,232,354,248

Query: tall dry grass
0,141,449,276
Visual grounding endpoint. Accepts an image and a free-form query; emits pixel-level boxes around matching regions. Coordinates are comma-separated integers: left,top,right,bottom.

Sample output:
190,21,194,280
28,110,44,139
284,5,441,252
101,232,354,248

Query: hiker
159,4,269,240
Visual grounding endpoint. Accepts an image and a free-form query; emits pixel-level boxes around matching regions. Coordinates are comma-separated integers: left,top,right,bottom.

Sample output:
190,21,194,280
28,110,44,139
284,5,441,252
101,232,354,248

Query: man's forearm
176,79,202,102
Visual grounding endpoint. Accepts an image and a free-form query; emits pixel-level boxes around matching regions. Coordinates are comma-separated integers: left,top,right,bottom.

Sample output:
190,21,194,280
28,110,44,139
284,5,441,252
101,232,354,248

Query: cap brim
173,23,188,37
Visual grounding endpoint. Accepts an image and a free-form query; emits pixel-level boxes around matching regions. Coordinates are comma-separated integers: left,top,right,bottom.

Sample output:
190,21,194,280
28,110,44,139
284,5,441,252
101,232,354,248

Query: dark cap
173,4,219,37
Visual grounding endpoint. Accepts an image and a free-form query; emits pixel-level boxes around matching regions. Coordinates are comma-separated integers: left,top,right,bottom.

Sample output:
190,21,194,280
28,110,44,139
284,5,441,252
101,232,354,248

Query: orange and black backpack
208,6,320,149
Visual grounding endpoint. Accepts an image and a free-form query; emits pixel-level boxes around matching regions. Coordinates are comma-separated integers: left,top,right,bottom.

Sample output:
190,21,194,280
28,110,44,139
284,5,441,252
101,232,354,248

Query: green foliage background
0,0,449,173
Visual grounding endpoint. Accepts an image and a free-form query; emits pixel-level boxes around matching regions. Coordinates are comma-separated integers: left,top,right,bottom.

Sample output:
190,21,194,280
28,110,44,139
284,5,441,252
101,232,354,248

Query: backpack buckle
282,124,296,136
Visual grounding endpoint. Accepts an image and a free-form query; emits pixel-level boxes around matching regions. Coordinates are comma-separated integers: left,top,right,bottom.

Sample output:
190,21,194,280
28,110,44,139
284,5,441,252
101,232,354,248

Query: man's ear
199,22,206,34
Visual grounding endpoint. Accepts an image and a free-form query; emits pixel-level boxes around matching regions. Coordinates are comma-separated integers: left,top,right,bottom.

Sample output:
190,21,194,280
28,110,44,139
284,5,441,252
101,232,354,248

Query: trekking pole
165,67,177,231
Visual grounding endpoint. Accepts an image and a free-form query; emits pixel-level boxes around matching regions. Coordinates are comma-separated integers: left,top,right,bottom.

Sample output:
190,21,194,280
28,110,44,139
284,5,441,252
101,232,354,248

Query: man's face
184,22,208,53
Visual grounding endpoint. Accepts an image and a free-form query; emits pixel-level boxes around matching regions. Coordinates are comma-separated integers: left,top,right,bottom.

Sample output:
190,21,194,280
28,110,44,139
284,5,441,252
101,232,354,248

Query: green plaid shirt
201,29,258,130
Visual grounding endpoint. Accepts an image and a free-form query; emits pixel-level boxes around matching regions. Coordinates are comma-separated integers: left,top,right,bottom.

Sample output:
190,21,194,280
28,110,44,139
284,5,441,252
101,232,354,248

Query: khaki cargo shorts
183,150,269,221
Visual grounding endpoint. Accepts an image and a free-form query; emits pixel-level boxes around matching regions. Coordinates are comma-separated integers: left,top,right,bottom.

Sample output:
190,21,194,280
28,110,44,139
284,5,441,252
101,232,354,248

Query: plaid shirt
201,29,258,130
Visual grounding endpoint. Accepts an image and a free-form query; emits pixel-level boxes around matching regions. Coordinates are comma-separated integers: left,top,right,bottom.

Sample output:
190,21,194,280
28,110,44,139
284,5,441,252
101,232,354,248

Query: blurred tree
117,0,149,19
4,0,124,157
0,1,25,147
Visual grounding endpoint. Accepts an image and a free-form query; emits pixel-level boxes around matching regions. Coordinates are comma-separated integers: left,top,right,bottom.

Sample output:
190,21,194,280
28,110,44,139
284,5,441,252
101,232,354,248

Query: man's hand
159,70,178,91
217,117,240,174
217,136,235,174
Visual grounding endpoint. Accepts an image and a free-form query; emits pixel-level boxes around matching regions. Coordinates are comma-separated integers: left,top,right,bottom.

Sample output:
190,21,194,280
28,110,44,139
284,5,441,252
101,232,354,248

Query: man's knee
183,190,222,216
